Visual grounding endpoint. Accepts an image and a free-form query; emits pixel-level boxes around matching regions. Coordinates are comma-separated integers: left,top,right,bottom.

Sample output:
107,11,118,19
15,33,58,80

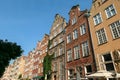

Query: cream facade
0,65,12,80
1,56,26,80
88,0,120,79
49,14,66,80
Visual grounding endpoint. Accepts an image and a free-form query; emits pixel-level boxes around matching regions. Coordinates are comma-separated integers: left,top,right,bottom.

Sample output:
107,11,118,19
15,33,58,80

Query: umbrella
86,70,113,78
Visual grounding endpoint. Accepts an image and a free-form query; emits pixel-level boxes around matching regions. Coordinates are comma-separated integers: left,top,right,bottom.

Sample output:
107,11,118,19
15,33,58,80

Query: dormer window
72,17,77,25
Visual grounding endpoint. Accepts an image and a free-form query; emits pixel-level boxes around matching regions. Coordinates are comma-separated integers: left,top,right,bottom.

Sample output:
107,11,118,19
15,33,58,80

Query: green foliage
43,40,54,80
0,39,23,77
43,53,54,80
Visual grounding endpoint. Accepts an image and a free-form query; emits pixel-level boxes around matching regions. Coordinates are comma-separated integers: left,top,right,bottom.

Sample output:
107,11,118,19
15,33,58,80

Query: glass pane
106,63,114,71
103,54,112,61
86,65,92,73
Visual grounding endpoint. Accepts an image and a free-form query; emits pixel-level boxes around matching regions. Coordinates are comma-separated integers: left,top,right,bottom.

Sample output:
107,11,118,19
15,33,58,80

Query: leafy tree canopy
0,39,23,77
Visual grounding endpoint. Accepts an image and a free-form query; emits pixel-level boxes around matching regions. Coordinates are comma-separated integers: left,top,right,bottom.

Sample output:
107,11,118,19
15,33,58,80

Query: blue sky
0,0,92,56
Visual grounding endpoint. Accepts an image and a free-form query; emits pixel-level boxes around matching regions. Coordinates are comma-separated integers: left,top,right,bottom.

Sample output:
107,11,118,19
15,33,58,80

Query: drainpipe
85,10,97,72
63,26,66,80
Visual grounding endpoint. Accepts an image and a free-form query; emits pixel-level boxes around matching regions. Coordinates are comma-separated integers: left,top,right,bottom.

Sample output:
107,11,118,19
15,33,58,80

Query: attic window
72,17,77,25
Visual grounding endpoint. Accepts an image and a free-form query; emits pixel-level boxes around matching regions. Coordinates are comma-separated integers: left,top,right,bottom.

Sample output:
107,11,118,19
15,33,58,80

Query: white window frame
96,28,108,45
74,45,80,59
72,17,77,25
54,48,57,58
93,13,102,25
67,49,72,62
105,4,117,18
82,41,89,57
80,23,86,35
84,65,92,74
68,69,74,80
67,34,72,43
73,29,78,40
110,20,120,39
59,36,63,43
99,52,115,71
59,61,64,80
59,47,63,55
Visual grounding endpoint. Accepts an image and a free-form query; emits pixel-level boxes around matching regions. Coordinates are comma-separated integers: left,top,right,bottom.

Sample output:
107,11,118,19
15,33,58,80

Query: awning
86,70,120,78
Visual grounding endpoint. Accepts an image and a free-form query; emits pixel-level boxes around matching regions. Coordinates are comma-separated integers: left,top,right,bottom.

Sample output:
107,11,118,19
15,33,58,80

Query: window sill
102,0,108,4
94,22,102,27
98,41,108,46
106,14,116,20
67,60,72,63
73,38,78,41
82,55,90,58
74,58,80,60
80,33,86,36
72,22,77,26
112,37,120,41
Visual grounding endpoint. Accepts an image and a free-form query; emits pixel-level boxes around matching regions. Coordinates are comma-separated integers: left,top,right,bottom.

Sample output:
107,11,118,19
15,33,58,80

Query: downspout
85,10,97,72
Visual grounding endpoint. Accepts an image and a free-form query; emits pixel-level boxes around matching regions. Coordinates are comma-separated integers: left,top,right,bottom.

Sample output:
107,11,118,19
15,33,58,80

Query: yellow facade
89,0,120,75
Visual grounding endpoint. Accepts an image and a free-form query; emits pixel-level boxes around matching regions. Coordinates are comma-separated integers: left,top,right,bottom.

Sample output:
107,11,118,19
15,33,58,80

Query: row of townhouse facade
47,0,120,80
23,34,49,79
1,34,49,80
1,0,120,80
1,56,26,80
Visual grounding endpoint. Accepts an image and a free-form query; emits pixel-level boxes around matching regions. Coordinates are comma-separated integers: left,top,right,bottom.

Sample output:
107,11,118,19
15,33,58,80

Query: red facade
65,5,96,80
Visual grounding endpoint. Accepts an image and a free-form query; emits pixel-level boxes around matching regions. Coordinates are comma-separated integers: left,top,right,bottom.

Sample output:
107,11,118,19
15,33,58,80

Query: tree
0,39,23,77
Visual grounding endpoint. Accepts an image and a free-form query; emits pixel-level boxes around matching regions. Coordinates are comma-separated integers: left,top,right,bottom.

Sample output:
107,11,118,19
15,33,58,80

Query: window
82,41,89,57
105,4,116,18
67,34,72,43
99,53,115,71
80,23,86,35
53,62,57,71
73,29,78,39
72,17,77,25
59,61,64,80
96,28,107,45
74,45,80,59
54,40,57,46
54,31,57,37
67,49,72,62
59,36,63,43
85,65,92,74
41,67,43,72
110,20,120,39
54,48,57,58
68,69,74,80
93,13,102,25
76,66,82,78
59,47,64,55
59,25,63,33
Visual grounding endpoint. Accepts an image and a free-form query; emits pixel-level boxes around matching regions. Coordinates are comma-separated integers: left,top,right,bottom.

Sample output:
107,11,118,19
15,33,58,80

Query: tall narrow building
32,34,49,80
24,52,34,79
48,14,66,80
65,5,96,80
88,0,120,80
